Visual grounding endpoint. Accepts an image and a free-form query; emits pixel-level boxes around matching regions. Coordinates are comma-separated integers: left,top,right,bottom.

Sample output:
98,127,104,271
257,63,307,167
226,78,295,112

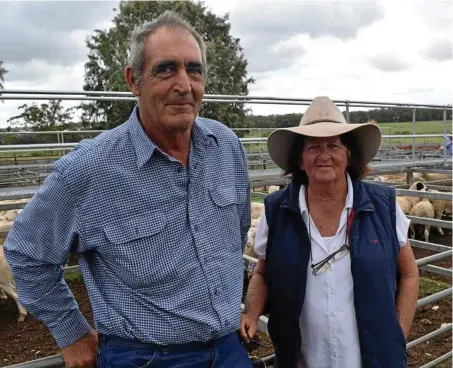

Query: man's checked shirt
4,107,251,348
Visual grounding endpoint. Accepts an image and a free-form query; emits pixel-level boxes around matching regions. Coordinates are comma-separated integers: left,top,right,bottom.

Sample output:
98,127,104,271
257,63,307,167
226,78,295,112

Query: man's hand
60,329,99,368
239,313,258,343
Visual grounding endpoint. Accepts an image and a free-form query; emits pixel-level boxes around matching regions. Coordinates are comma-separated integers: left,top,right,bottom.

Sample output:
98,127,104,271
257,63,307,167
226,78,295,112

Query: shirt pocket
103,210,166,245
208,187,246,251
101,210,174,287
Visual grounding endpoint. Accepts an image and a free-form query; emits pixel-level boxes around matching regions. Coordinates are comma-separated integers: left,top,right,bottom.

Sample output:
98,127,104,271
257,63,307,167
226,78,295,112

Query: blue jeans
96,332,253,367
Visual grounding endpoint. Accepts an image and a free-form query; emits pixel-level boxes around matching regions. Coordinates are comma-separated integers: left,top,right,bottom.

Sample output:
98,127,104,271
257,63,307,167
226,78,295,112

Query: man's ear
125,65,140,96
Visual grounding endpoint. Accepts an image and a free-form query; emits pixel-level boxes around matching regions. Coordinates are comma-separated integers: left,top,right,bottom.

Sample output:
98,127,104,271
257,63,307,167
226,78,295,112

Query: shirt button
204,256,209,264
225,320,230,327
329,289,334,295
194,225,199,232
214,288,219,296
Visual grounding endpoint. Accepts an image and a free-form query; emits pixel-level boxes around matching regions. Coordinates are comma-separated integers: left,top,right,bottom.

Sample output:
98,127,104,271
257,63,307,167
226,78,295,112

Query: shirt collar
298,172,354,216
127,106,218,168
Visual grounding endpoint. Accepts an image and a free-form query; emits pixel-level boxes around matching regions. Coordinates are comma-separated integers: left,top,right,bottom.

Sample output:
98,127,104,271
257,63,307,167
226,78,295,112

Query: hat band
305,118,345,125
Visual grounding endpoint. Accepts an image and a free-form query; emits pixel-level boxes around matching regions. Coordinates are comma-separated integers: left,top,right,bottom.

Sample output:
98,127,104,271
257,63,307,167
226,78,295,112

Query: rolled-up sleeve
3,170,91,348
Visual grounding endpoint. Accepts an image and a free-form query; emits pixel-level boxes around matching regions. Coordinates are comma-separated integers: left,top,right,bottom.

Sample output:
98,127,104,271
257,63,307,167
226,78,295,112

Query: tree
0,60,6,90
80,0,254,130
7,100,75,131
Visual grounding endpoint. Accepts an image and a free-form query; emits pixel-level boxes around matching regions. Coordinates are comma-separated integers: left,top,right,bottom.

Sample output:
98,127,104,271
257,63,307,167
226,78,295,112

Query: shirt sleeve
254,212,269,259
237,139,251,250
395,201,411,247
3,170,92,348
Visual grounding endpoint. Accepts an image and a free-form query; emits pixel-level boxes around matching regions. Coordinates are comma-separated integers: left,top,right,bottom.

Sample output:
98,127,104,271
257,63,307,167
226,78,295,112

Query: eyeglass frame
305,189,355,275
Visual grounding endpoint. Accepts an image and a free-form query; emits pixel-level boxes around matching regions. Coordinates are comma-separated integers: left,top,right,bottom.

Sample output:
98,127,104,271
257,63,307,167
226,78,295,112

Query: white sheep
244,227,257,259
427,189,453,235
251,218,260,228
251,202,264,220
396,181,427,215
268,185,280,194
396,196,412,215
409,198,435,243
414,173,451,182
0,245,27,322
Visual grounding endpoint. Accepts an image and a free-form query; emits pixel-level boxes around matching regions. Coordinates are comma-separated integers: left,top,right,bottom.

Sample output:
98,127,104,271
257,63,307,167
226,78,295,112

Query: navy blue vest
264,177,407,367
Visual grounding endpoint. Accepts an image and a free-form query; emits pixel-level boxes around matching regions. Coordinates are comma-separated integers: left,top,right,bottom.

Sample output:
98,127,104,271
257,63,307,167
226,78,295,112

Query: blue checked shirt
4,107,251,348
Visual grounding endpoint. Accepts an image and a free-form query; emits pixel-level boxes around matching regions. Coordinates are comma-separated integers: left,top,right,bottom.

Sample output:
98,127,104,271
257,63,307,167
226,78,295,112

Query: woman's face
300,135,349,184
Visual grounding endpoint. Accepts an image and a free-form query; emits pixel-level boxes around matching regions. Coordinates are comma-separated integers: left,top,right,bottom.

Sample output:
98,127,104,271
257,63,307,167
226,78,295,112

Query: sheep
0,245,27,322
251,202,264,220
396,196,412,215
414,173,451,182
251,218,260,228
427,189,453,235
396,181,427,215
409,198,435,243
445,200,452,216
268,185,280,194
244,227,257,259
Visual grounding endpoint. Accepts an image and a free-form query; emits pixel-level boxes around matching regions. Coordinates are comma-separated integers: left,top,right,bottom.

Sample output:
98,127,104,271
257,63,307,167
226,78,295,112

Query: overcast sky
0,0,452,128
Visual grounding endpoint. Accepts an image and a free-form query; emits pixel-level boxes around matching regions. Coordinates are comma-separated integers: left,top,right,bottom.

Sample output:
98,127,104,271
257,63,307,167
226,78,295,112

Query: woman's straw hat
267,96,382,170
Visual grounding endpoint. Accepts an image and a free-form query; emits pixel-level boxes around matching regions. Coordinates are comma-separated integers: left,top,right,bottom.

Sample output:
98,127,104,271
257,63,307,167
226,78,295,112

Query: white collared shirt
254,174,410,368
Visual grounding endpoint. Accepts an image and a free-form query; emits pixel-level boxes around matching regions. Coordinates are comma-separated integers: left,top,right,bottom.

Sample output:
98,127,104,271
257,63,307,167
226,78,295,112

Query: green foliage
245,108,452,130
418,277,451,298
80,0,253,129
7,100,75,131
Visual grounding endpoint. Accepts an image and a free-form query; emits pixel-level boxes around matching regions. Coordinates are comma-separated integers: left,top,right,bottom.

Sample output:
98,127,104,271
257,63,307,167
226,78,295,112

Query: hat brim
267,122,382,171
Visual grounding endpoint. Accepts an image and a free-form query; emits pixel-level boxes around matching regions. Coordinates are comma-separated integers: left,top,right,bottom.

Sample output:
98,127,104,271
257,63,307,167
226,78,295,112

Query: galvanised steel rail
1,90,452,110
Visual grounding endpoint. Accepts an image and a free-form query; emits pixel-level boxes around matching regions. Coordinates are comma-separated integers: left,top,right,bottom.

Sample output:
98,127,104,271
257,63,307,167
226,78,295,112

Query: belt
99,332,234,353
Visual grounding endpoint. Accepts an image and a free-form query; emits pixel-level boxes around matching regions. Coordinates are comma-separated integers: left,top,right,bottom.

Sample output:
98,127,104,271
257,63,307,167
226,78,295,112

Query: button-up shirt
4,107,251,348
255,173,410,368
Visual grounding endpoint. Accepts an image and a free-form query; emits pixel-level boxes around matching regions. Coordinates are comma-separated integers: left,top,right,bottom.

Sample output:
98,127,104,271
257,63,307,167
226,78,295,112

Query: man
4,11,252,368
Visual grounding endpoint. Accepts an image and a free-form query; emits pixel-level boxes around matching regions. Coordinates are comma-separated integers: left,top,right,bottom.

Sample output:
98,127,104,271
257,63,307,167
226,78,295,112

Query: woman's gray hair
128,10,207,87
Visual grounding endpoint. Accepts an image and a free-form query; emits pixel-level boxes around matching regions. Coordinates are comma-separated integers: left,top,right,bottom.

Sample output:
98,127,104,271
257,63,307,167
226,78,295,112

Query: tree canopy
7,100,75,131
80,0,254,129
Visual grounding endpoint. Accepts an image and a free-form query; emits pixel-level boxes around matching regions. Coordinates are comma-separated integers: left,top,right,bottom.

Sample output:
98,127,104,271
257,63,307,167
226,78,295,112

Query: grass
418,276,452,299
242,120,452,147
438,359,452,368
1,121,450,160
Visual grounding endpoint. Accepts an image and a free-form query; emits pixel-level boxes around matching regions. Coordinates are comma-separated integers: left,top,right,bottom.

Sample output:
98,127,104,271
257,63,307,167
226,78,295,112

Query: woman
240,96,419,368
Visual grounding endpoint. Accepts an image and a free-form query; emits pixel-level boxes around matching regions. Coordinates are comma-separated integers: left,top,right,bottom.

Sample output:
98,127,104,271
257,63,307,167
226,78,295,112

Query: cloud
411,0,452,30
0,1,118,66
0,0,452,128
367,53,410,72
229,1,384,74
422,38,452,61
245,38,306,74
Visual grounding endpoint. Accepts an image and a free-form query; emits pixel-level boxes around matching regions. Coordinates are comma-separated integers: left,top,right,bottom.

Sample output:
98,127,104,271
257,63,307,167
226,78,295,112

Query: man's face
130,26,205,133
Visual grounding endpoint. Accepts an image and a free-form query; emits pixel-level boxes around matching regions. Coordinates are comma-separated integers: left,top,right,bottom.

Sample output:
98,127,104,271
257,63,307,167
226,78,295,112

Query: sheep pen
0,179,451,367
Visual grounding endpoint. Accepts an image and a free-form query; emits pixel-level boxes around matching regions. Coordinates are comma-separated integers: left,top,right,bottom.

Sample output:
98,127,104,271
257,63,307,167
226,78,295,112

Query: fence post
412,108,416,160
443,107,447,165
345,101,350,123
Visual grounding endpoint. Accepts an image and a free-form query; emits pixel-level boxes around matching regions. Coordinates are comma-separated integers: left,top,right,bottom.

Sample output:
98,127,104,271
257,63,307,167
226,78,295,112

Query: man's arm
3,170,92,348
396,240,419,339
237,138,251,249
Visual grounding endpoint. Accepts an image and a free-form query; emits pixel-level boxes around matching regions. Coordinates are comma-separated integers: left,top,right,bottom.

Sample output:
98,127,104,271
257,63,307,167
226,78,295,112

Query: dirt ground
0,231,451,367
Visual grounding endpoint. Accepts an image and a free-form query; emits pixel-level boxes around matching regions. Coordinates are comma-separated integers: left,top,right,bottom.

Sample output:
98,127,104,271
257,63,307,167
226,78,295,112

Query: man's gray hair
128,10,207,87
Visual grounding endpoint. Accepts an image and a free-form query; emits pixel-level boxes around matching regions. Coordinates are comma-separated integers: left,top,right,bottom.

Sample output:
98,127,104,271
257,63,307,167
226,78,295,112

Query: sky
0,0,452,128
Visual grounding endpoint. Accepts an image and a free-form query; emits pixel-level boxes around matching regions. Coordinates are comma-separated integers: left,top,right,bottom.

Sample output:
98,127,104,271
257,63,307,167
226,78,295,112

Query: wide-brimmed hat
267,96,382,171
